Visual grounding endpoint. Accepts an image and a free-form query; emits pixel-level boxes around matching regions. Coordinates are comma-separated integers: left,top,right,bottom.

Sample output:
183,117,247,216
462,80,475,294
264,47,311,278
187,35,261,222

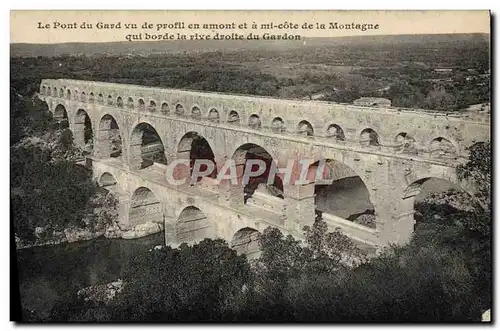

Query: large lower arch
129,187,164,227
97,114,123,160
402,177,468,227
177,132,217,183
231,227,261,259
129,122,167,170
309,159,376,229
176,206,215,245
53,104,69,129
74,109,94,153
54,104,68,120
231,143,282,203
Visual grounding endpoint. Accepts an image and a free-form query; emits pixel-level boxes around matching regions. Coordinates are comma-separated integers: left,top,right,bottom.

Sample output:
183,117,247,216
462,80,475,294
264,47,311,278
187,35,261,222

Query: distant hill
10,33,489,58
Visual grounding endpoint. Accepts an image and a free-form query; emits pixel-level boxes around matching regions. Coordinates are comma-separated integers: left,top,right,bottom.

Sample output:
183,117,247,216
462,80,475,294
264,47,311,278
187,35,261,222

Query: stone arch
52,87,57,97
73,89,78,100
66,89,71,100
59,88,64,98
360,128,380,146
231,227,261,259
248,114,261,129
98,93,104,104
271,117,286,133
231,143,282,203
208,108,220,122
116,96,123,108
107,95,113,106
228,110,240,124
308,158,376,229
326,124,345,141
395,132,417,154
129,186,164,227
149,100,156,112
177,131,217,182
41,86,46,95
429,137,459,158
81,91,87,102
54,104,68,123
297,120,314,136
175,103,185,116
191,106,201,119
40,101,49,112
138,98,146,111
89,92,95,103
176,206,215,244
97,114,123,159
401,176,470,233
127,97,134,109
98,172,117,189
74,109,94,153
129,122,167,170
161,102,169,115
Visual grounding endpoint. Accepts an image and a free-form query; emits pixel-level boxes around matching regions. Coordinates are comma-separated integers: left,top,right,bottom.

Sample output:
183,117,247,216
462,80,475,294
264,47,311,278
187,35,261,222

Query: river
15,232,164,319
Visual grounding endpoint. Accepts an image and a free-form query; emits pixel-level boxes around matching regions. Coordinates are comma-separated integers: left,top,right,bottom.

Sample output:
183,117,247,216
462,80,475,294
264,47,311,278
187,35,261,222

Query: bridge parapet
40,79,489,159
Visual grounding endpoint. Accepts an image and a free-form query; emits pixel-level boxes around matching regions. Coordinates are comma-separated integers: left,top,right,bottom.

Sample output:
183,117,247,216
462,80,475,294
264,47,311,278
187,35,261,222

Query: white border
4,1,498,330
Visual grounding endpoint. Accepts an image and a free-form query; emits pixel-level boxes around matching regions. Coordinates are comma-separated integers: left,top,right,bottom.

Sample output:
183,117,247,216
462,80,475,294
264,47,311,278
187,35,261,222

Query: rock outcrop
121,222,164,240
77,279,124,304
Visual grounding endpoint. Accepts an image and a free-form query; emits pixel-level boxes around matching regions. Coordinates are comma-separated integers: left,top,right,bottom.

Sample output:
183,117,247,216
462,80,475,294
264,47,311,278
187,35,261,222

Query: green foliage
11,145,98,240
11,90,117,243
51,240,252,321
457,141,491,213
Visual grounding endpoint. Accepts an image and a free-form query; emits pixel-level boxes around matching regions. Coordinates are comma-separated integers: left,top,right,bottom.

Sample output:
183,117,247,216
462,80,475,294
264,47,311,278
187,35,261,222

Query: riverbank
15,232,165,320
15,221,165,250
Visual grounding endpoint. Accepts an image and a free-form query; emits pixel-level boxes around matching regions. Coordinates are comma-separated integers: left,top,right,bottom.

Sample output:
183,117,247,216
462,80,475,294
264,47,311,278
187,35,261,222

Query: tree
424,86,456,110
456,141,491,215
107,239,251,321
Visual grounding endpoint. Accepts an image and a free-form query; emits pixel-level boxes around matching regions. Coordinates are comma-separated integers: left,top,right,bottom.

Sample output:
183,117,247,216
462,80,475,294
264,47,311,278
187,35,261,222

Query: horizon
9,31,491,46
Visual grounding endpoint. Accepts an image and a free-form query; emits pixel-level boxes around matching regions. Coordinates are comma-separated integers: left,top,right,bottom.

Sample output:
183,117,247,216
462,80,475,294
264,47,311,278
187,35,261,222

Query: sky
10,10,490,44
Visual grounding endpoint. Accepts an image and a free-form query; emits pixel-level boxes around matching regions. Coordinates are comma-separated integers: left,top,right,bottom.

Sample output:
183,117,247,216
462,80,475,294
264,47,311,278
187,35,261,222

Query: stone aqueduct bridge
39,79,490,251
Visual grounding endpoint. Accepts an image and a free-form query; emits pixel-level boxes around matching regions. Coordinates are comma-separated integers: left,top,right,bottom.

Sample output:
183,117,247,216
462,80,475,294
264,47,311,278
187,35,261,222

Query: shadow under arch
308,158,376,229
98,172,118,189
231,227,261,259
360,128,381,146
54,104,68,120
177,131,217,183
429,136,460,159
176,206,215,245
231,142,282,203
129,122,167,170
97,114,124,159
129,186,164,227
74,109,94,153
402,176,470,228
227,110,240,124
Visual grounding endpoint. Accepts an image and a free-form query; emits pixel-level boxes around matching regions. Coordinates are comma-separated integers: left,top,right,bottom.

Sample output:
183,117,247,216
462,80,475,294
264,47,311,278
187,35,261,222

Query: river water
15,233,164,318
